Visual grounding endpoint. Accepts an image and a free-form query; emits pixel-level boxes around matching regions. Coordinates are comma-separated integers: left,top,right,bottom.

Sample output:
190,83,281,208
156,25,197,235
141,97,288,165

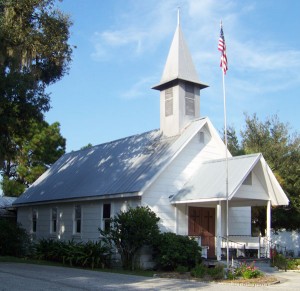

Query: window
51,207,58,233
243,173,252,185
74,205,81,234
165,88,173,116
32,209,37,233
103,203,111,232
185,83,195,116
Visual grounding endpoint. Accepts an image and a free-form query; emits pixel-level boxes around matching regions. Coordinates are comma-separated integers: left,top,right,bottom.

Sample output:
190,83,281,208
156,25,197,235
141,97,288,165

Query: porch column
216,201,222,261
266,200,271,258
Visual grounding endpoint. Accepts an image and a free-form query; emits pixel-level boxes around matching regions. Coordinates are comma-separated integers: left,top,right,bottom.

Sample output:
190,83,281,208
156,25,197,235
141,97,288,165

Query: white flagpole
219,21,230,269
222,69,229,269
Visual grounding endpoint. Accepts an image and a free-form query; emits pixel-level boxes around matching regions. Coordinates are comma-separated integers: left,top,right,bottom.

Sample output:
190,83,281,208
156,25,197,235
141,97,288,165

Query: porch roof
170,154,289,206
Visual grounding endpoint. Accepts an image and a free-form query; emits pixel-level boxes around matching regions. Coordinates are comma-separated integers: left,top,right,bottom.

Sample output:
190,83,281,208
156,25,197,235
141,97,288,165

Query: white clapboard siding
17,198,141,242
228,207,251,236
143,125,226,234
234,169,269,201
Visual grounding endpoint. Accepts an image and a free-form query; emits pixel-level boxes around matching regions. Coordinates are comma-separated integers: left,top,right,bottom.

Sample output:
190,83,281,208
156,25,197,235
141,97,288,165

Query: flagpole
222,69,229,269
218,21,229,269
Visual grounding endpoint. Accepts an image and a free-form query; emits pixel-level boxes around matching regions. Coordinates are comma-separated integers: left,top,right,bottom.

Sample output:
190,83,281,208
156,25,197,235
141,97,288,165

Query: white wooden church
14,20,289,266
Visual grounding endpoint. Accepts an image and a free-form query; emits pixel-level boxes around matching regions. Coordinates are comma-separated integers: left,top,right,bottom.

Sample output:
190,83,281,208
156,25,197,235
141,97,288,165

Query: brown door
188,207,215,258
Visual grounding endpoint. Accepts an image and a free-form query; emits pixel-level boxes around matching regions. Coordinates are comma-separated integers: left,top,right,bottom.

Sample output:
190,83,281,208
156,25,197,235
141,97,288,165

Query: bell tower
152,14,208,137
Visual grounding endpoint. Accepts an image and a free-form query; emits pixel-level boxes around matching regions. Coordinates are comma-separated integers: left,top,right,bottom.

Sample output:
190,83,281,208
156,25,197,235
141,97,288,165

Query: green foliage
152,232,202,271
191,263,206,278
0,220,31,257
34,239,111,269
0,0,72,180
226,126,245,156
175,265,189,273
207,264,225,280
80,143,93,150
229,113,300,231
228,261,262,279
99,206,160,270
191,263,224,280
271,254,300,270
1,120,65,196
286,258,300,270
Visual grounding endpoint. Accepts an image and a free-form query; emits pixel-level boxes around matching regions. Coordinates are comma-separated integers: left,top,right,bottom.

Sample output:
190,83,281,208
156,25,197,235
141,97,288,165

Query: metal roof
0,196,16,208
13,129,180,205
171,154,289,206
13,118,208,206
0,196,16,217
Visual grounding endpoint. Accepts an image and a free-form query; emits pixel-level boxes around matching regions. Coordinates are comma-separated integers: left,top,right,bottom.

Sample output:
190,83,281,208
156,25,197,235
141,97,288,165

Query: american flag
218,23,228,74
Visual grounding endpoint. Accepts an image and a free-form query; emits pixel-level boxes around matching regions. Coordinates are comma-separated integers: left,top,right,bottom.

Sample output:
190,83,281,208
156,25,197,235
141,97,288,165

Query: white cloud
90,0,179,61
121,76,156,100
91,0,300,107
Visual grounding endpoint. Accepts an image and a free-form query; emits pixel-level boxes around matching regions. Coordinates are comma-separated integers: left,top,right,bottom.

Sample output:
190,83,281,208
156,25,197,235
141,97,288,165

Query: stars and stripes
218,23,228,74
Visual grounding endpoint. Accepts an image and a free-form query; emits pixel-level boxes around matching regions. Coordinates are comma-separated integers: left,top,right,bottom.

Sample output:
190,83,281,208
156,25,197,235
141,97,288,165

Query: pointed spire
153,15,208,91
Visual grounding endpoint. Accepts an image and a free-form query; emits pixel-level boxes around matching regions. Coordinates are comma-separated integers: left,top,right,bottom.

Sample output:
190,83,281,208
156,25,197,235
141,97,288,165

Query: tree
241,113,300,231
99,206,160,270
0,0,72,169
1,120,65,196
80,143,93,150
226,126,245,156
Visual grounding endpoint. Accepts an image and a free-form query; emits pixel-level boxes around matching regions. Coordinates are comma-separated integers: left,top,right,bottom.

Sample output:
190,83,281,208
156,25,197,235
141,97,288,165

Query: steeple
153,16,208,137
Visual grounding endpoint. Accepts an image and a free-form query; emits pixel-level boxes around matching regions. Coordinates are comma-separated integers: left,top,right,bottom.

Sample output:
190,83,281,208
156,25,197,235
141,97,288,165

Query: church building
13,18,289,266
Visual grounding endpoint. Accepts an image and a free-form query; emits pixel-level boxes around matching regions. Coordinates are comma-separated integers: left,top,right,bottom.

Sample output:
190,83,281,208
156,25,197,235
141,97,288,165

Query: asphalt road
0,262,299,291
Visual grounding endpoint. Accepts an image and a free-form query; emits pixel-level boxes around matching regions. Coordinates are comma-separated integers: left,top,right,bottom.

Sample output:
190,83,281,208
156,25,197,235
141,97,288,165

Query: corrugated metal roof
13,129,179,205
0,196,16,208
13,118,208,206
171,154,263,202
0,196,16,217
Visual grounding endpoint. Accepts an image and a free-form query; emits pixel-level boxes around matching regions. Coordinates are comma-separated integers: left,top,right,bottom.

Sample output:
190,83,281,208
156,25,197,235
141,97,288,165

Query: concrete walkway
0,262,299,290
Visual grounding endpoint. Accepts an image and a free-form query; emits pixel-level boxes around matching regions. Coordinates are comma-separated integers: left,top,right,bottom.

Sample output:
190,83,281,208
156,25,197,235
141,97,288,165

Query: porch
191,235,278,260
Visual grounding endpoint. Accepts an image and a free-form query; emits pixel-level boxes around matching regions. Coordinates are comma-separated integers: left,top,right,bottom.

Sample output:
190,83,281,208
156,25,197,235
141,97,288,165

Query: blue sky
46,0,300,152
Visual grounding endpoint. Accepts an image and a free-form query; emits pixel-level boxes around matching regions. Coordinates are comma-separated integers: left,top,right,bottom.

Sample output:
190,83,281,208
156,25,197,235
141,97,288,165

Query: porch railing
191,235,288,260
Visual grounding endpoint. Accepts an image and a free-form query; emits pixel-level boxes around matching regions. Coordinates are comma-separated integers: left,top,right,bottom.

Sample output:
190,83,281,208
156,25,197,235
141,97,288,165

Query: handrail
190,234,289,260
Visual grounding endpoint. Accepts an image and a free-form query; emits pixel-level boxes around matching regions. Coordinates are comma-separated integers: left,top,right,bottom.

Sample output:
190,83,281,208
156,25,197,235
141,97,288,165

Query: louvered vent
185,83,195,116
165,88,173,116
198,132,205,143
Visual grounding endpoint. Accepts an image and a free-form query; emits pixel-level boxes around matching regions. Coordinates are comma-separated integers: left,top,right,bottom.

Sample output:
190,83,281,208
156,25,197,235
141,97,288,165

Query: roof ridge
202,153,261,164
69,128,162,155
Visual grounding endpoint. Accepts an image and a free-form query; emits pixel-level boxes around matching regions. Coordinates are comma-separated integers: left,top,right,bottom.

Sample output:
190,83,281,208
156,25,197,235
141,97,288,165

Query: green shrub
153,232,201,271
33,239,111,269
0,220,31,257
287,258,300,270
272,253,287,270
175,265,188,273
273,256,300,270
99,206,160,270
191,264,206,278
207,264,225,280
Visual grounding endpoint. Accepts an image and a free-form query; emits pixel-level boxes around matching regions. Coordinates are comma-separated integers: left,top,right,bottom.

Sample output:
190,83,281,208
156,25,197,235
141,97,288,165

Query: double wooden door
188,207,215,258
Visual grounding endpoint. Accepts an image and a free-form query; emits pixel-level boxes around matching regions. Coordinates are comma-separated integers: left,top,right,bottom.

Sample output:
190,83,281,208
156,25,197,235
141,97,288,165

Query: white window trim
32,208,38,234
50,207,58,235
73,204,82,235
